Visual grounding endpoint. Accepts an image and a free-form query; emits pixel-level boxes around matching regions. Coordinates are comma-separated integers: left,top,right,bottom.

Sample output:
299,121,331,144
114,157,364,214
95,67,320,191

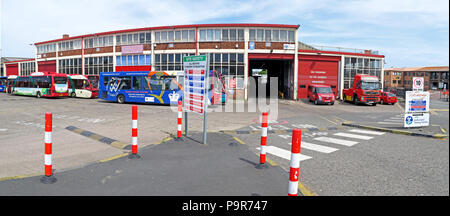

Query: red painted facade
298,55,340,98
5,64,19,76
38,60,57,73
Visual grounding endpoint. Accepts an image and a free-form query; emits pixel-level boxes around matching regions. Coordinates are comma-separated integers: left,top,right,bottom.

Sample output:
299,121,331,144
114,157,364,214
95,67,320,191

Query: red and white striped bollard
40,112,57,184
176,100,183,140
288,128,302,196
256,112,269,169
129,105,141,159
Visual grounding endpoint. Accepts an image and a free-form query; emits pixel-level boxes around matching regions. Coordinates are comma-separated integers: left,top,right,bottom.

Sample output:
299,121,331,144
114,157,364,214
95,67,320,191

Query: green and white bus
11,72,69,98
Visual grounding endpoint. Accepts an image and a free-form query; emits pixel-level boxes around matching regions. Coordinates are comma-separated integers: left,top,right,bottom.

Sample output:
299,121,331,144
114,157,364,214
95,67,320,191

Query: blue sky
1,0,448,68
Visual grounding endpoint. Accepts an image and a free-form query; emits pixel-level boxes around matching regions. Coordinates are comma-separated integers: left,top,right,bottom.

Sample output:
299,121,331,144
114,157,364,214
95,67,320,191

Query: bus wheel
71,92,76,98
36,92,41,98
117,95,125,104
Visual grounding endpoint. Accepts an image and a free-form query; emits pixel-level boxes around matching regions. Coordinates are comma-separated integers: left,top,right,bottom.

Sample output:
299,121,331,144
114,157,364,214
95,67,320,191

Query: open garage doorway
249,59,294,100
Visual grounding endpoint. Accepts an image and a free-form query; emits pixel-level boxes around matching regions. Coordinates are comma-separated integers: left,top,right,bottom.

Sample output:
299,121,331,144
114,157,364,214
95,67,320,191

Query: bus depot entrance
249,58,294,100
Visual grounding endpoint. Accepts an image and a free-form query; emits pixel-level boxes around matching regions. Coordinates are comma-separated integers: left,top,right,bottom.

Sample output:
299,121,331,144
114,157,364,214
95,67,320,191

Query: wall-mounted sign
121,45,144,54
249,42,255,50
283,44,295,50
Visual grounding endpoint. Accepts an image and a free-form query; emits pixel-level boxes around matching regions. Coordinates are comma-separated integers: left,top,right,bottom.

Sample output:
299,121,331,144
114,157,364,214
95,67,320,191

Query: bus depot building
3,23,385,100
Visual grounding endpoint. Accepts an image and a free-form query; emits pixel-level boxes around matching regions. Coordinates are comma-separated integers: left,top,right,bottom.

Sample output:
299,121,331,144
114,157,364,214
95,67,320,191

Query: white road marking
314,137,358,147
256,146,312,161
348,129,385,135
334,132,374,140
0,128,8,132
288,141,339,153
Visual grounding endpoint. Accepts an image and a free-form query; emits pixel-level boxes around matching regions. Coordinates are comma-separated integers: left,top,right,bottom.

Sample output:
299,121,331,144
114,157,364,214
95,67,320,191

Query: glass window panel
215,29,221,41
257,29,264,41
139,55,145,65
272,30,279,42
128,34,133,44
155,32,160,43
265,30,271,42
189,30,196,42
249,29,256,41
168,54,174,63
199,30,206,41
238,54,244,63
175,54,181,63
215,53,221,63
134,55,139,65
162,54,167,64
222,29,229,41
127,55,133,66
230,53,236,63
175,31,181,41
207,29,213,41
230,29,236,41
238,29,244,41
222,53,228,63
280,30,287,42
182,30,188,41
145,32,151,43
155,54,160,64
121,35,127,44
133,34,139,44
161,31,167,42
168,31,174,42
146,55,151,65
139,33,145,44
288,31,295,42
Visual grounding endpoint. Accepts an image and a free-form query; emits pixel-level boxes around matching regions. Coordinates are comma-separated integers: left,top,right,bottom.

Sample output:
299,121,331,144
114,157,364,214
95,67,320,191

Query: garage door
298,55,340,99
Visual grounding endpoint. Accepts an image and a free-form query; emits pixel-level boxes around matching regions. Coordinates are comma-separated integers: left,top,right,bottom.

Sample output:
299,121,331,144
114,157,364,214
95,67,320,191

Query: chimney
62,34,70,39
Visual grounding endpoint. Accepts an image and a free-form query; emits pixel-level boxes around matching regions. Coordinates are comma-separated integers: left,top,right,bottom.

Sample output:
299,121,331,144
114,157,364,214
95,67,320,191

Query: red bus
11,72,69,98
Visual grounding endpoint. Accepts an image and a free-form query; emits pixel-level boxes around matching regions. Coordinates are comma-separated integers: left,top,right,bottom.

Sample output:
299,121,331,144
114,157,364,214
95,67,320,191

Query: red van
307,84,335,105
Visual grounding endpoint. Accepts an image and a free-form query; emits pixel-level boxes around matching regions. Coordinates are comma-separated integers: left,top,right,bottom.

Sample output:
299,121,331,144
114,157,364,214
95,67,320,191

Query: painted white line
256,146,312,161
0,128,8,132
288,141,338,153
348,129,385,135
383,119,400,122
314,137,358,147
334,132,373,140
377,122,401,125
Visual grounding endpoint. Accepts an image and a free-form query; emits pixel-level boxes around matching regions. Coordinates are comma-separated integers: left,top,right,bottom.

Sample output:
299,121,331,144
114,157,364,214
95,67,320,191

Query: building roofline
34,23,301,45
298,49,385,58
3,58,36,64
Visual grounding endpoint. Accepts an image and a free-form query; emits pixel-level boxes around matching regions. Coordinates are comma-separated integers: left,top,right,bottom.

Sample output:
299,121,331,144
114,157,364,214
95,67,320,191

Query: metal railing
299,43,380,55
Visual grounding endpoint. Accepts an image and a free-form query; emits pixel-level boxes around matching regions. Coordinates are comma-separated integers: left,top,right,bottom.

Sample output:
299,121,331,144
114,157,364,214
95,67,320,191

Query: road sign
183,55,208,115
412,77,424,91
405,91,430,113
404,113,429,127
183,55,209,144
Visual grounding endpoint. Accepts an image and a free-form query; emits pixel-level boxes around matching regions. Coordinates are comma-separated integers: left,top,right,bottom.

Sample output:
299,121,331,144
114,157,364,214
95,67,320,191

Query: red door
38,60,57,73
298,55,340,99
6,64,19,76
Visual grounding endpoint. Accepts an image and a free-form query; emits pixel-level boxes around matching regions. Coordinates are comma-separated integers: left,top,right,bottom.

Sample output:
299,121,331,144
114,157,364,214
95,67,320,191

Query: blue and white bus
99,71,227,105
99,71,183,104
0,76,7,92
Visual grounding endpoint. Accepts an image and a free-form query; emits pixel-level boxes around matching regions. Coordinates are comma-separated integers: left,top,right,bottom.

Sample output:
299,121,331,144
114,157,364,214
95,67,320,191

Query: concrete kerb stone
342,122,449,139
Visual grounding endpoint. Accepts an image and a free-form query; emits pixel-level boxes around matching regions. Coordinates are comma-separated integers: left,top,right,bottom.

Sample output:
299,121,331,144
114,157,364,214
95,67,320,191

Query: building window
155,29,196,43
84,56,113,75
20,62,36,76
198,28,244,42
58,58,81,75
115,32,151,46
153,53,195,71
199,52,245,89
343,57,382,89
37,44,56,54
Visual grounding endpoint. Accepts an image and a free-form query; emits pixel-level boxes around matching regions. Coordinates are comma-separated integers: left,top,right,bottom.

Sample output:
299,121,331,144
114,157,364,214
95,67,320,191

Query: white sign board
183,55,208,115
405,91,430,113
412,77,424,91
404,113,430,127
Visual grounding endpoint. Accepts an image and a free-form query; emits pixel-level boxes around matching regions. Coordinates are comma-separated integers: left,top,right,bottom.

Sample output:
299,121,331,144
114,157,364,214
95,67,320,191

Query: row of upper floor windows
36,27,298,54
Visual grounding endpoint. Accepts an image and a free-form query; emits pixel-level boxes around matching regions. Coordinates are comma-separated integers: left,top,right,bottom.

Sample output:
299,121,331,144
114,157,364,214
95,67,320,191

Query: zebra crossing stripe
333,132,374,140
314,137,358,146
288,141,338,153
256,146,312,161
348,129,385,135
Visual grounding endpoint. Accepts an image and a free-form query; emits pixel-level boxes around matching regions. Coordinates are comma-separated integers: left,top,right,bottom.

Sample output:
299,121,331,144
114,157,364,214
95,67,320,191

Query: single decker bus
68,74,99,98
11,72,69,98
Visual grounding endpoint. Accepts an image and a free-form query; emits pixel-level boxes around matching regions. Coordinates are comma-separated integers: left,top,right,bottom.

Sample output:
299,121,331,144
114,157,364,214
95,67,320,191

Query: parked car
307,84,335,105
380,91,397,105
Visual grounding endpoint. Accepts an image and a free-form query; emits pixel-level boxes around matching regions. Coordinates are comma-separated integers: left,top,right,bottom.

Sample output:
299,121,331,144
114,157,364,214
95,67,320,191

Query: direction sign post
183,55,209,144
